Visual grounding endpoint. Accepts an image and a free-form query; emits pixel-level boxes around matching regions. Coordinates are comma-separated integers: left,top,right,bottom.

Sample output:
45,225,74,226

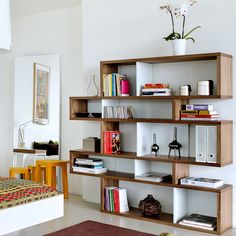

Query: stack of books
180,104,220,121
104,106,134,119
104,187,129,213
141,83,171,96
180,177,224,188
103,73,130,96
179,213,217,231
103,131,121,154
72,157,107,174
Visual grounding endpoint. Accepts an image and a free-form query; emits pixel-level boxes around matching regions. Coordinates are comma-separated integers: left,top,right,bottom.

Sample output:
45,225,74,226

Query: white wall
82,0,236,225
0,5,83,194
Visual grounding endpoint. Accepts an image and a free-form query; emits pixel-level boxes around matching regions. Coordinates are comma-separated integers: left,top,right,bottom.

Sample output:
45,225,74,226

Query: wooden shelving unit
69,52,233,235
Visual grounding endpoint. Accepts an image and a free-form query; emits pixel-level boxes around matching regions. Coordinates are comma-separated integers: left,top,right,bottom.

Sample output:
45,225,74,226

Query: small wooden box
83,137,100,152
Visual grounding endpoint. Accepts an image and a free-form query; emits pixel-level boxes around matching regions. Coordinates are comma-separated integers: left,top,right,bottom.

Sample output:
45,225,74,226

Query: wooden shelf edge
70,96,102,100
100,52,232,65
101,95,233,100
101,209,219,235
70,117,233,125
70,149,231,167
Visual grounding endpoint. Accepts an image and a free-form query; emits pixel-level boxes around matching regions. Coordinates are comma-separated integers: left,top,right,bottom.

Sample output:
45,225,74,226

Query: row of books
179,213,217,231
72,157,107,174
103,131,121,154
180,104,220,121
103,73,130,97
103,106,134,119
104,186,129,213
180,177,223,188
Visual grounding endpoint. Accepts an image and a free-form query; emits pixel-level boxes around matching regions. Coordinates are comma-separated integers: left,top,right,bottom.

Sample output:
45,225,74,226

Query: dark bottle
150,134,159,157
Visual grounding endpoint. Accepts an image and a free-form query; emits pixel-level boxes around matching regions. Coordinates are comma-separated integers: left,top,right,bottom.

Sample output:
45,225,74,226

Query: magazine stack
72,157,107,174
179,213,217,231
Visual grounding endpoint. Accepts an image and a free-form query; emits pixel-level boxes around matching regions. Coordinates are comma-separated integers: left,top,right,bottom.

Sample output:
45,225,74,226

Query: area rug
44,220,157,236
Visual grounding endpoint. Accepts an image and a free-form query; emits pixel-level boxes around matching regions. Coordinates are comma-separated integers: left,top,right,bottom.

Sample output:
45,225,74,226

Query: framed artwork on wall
33,63,50,125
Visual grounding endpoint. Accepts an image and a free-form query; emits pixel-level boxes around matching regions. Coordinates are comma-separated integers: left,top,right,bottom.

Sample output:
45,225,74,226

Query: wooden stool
28,165,46,182
9,167,29,180
35,160,69,199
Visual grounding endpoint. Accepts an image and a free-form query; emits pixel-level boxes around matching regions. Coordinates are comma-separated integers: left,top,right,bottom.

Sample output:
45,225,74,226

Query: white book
117,188,129,213
179,220,215,231
72,166,107,174
180,177,223,188
74,160,103,166
135,172,171,182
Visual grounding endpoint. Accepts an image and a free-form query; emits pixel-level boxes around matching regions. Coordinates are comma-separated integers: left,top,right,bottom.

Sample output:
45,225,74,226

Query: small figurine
150,134,159,157
168,127,182,158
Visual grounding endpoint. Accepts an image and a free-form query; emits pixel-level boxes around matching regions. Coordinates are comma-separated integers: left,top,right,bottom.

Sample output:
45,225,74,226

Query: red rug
44,220,157,236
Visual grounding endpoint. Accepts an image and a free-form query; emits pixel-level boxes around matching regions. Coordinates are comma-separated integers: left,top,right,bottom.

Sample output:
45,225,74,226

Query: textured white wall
0,6,83,194
81,0,236,225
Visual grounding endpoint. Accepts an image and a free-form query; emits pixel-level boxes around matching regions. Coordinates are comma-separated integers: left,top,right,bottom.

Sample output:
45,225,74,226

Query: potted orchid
160,0,201,55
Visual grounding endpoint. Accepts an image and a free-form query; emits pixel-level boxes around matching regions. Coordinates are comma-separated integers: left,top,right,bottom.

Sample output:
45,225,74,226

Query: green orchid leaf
185,37,195,43
163,32,181,41
183,26,201,40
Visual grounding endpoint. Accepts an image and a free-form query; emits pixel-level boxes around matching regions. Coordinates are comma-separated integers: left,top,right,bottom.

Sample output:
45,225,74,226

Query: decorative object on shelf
179,84,192,96
160,0,201,55
150,134,160,157
197,80,214,95
84,74,99,97
121,78,130,96
138,194,162,216
168,127,182,158
83,137,101,152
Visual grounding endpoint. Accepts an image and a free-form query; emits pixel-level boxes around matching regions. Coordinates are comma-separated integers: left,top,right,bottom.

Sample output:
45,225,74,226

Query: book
178,220,216,231
180,177,223,188
135,172,172,182
142,88,171,92
182,213,217,228
180,117,220,121
181,104,214,111
180,114,220,118
103,131,121,154
75,164,104,169
180,110,218,115
144,83,169,88
117,188,129,213
72,166,107,174
74,159,103,166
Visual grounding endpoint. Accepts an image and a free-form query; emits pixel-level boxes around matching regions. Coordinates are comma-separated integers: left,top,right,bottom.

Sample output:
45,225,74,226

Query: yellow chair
35,160,69,199
9,167,30,180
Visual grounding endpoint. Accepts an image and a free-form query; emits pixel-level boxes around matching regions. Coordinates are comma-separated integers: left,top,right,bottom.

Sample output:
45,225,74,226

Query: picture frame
33,63,50,125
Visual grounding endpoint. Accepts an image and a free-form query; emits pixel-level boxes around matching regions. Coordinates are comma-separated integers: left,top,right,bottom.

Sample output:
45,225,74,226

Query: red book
113,189,119,212
180,114,220,118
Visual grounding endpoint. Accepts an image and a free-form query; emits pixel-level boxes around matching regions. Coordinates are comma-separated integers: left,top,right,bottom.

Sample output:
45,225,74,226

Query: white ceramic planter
171,39,186,55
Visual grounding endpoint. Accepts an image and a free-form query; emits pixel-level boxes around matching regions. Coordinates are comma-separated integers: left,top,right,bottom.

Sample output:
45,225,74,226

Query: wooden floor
5,194,236,236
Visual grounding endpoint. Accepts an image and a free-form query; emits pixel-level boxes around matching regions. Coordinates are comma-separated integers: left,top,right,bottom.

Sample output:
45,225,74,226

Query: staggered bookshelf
69,52,233,235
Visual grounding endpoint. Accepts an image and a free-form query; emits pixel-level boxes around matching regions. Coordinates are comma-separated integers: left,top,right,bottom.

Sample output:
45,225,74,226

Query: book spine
180,114,220,118
182,104,213,111
108,74,112,96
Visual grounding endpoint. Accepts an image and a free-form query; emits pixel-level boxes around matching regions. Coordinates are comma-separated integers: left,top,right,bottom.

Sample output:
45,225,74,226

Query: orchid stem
182,16,186,38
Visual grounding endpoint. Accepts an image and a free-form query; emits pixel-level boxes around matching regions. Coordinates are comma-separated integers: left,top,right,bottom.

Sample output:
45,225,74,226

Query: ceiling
11,0,81,17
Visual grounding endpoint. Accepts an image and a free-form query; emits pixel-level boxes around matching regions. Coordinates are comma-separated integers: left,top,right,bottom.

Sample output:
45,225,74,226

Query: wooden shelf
70,165,232,193
101,208,219,235
70,149,232,167
70,117,232,125
101,208,173,225
102,95,233,100
100,52,232,65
